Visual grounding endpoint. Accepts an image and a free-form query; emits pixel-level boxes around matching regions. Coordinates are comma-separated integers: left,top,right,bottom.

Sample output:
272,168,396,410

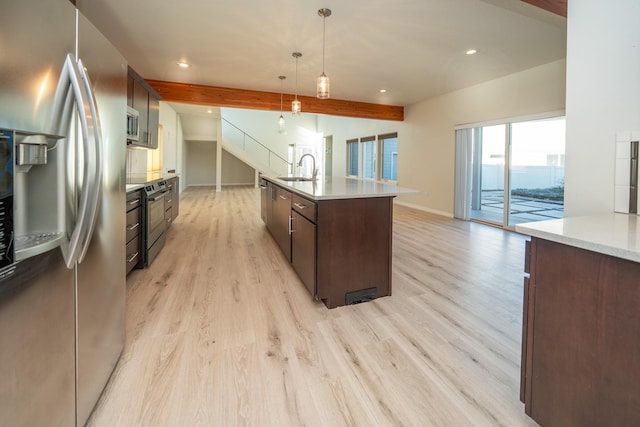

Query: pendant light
317,8,331,99
292,52,302,115
278,75,286,132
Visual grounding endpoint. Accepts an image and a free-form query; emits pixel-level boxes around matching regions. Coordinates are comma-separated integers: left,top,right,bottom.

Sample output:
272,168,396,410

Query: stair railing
221,118,292,175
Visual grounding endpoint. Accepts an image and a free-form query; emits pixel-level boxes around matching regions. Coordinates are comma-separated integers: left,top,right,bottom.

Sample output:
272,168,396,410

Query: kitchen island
262,175,416,308
516,214,640,426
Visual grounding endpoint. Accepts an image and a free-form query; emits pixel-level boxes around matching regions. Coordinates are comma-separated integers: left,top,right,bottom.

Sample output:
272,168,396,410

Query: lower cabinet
125,190,142,275
315,196,392,308
272,185,292,261
164,177,179,227
291,198,317,296
262,179,393,308
521,237,640,426
260,180,268,224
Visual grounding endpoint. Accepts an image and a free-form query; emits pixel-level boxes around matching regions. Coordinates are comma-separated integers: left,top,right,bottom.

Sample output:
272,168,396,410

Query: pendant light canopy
278,75,286,132
317,8,331,99
292,52,302,115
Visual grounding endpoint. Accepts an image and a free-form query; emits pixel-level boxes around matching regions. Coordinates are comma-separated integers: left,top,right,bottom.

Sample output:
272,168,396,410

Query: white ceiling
76,0,566,107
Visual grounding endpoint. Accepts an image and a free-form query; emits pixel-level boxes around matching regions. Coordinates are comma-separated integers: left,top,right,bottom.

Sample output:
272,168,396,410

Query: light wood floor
87,186,537,427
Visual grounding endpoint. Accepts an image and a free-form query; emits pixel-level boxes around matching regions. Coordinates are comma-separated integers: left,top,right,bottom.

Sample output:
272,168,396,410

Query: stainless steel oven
142,179,167,266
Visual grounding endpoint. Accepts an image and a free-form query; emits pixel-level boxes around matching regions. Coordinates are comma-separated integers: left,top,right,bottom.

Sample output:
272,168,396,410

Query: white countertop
125,173,179,193
263,175,418,201
516,213,640,263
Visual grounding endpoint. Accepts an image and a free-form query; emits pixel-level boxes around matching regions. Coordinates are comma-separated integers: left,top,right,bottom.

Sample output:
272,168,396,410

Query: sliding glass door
509,118,565,226
462,116,565,228
470,125,507,224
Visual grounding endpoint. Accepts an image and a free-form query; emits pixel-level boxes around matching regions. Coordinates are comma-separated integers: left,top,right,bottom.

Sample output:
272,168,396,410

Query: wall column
216,117,222,192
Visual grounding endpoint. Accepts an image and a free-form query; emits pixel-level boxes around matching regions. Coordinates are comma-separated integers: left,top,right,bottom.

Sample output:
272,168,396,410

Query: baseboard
393,200,454,218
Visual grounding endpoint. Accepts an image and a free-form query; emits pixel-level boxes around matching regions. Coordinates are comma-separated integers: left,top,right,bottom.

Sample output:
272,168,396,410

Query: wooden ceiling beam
521,0,567,17
146,80,404,121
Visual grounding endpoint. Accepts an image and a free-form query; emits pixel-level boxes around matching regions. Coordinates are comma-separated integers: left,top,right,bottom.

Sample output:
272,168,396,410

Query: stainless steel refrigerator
0,0,126,425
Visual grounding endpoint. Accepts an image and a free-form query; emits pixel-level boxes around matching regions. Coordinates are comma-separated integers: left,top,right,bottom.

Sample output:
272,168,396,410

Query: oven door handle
147,191,167,202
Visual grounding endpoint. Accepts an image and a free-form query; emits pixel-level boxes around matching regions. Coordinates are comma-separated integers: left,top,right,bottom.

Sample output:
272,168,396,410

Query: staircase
220,118,291,176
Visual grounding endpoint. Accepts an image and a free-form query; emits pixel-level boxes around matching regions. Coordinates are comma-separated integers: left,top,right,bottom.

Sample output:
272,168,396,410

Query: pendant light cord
322,15,326,74
279,76,285,112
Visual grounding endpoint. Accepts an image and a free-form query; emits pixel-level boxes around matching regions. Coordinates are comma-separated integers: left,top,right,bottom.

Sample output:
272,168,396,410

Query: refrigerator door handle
75,58,103,264
50,54,100,268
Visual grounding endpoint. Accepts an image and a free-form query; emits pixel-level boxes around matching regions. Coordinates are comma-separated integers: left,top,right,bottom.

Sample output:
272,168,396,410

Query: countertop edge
262,175,416,201
516,214,640,263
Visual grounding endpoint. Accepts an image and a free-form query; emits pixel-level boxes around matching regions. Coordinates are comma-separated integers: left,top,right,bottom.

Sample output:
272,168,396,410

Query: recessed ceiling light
379,89,387,93
177,61,190,68
207,108,212,114
466,49,477,55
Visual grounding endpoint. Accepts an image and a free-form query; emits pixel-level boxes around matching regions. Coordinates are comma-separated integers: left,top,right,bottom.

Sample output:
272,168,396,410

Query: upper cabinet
127,67,160,149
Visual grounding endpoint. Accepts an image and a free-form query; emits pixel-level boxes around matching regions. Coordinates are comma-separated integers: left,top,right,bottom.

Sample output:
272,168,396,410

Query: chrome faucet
298,154,318,180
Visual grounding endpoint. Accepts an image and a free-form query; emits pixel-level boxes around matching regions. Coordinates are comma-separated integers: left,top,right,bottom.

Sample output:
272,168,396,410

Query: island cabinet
272,185,292,261
262,178,394,309
520,237,640,426
315,197,392,308
291,194,317,296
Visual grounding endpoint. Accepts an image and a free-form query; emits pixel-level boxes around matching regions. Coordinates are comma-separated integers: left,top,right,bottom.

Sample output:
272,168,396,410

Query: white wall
221,107,319,162
180,114,217,141
221,150,255,185
397,59,566,216
159,103,180,173
184,140,255,186
312,60,565,216
159,103,187,191
564,0,640,216
186,140,215,185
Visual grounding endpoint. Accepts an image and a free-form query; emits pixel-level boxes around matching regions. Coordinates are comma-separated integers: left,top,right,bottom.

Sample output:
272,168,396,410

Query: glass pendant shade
317,73,330,99
292,98,301,115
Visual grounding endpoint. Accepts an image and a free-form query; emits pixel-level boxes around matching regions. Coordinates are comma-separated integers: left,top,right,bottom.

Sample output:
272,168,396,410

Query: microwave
126,106,139,142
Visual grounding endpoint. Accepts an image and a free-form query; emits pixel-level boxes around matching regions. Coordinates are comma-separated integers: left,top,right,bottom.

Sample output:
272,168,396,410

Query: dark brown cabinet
521,237,640,426
164,177,179,227
126,67,160,149
147,95,159,149
260,179,268,224
291,195,317,297
315,196,392,308
272,186,292,262
262,179,394,308
125,189,142,274
132,79,149,144
126,74,134,107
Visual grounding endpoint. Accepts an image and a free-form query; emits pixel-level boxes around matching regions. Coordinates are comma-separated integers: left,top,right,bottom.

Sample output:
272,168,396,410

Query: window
361,136,376,180
346,132,398,181
347,139,358,176
379,133,398,182
454,116,565,228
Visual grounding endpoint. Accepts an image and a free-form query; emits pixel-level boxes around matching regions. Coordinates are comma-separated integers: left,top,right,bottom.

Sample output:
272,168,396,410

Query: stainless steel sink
277,176,315,182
